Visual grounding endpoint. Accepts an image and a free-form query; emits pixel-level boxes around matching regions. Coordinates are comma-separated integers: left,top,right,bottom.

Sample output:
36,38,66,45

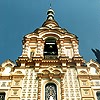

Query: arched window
44,37,58,59
90,67,97,74
45,83,57,100
96,91,100,100
0,92,5,100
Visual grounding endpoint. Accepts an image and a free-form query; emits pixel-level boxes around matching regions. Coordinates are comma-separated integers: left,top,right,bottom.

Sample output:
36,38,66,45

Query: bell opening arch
44,37,58,59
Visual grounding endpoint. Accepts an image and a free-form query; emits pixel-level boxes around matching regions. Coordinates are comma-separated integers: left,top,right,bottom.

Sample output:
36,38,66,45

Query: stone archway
45,83,57,100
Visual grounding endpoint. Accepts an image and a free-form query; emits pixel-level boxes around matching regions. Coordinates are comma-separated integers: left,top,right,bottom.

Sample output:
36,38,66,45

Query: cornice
78,74,100,80
37,73,64,80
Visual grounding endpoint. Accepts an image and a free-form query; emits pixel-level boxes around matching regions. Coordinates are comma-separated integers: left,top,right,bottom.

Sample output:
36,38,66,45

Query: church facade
0,8,100,100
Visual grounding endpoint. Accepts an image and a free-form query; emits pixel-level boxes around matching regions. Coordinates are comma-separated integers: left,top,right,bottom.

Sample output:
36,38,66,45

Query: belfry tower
21,8,81,59
1,7,100,100
16,8,84,100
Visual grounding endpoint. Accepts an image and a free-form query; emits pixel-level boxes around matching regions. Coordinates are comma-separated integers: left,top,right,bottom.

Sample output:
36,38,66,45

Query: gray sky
0,0,100,63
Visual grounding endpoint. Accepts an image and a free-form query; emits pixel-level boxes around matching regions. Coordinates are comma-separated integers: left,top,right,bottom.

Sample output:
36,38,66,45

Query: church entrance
45,83,57,100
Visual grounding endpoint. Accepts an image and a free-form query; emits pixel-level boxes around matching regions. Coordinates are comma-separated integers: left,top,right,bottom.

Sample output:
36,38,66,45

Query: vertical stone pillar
7,73,24,100
61,76,64,100
36,39,43,57
71,39,80,57
60,39,65,57
38,77,42,100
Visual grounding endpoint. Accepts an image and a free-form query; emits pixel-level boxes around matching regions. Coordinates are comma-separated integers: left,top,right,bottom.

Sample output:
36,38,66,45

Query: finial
47,1,55,20
50,2,52,8
50,0,52,8
47,8,54,20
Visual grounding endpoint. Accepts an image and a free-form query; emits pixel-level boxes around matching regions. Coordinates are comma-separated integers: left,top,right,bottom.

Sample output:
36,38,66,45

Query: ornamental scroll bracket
37,72,64,80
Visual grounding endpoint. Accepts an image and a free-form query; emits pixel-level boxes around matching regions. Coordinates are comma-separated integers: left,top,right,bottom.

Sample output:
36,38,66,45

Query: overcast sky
0,0,100,63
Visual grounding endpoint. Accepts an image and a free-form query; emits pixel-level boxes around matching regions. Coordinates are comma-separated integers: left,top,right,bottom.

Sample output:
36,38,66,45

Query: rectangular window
84,89,89,95
1,82,6,87
95,81,100,86
13,89,18,95
14,81,19,86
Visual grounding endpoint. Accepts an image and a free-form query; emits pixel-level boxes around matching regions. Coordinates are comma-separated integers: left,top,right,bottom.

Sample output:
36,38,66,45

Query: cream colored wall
0,80,11,100
20,68,38,100
64,68,81,100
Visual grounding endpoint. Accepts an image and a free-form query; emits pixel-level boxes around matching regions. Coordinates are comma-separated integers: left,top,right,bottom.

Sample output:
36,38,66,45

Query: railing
44,55,58,59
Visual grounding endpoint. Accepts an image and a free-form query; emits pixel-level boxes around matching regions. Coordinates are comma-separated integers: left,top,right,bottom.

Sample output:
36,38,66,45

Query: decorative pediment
15,71,23,74
87,59,100,74
87,59,100,68
53,70,61,75
42,70,50,75
0,59,15,74
13,70,25,76
38,69,63,80
79,70,87,75
1,59,15,68
42,69,61,75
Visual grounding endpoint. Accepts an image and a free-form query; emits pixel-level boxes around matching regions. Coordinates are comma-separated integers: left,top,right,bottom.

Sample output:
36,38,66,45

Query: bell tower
16,7,85,100
21,7,81,60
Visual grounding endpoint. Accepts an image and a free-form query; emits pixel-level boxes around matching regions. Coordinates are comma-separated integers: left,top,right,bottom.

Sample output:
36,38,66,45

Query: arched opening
45,83,57,100
96,91,100,100
44,37,58,59
90,67,97,74
0,92,5,100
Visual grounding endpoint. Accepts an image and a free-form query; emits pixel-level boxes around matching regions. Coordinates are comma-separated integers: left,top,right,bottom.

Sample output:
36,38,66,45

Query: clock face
4,66,11,74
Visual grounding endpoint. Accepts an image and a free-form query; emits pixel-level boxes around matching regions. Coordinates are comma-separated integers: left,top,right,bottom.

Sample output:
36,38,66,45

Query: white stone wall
64,68,81,100
21,69,38,100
